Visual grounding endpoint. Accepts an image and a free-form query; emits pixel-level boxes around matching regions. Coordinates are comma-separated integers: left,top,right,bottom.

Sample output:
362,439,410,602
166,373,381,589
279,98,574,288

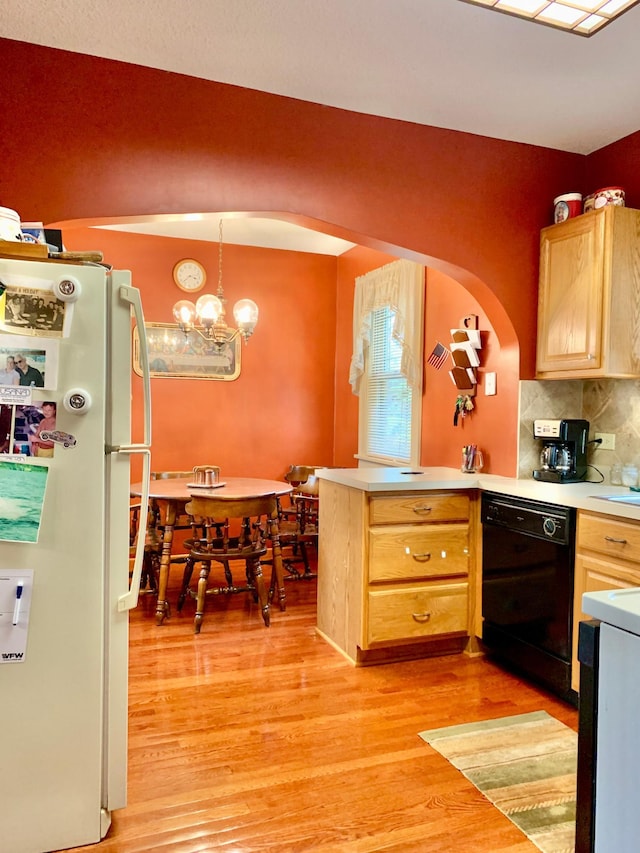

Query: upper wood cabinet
536,206,640,379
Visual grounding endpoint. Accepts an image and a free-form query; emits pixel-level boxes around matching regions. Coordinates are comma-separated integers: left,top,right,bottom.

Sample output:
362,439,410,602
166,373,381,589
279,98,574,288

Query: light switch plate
484,372,497,396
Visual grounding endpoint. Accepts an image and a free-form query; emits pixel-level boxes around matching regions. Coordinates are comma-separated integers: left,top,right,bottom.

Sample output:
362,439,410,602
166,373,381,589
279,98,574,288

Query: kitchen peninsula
316,466,640,677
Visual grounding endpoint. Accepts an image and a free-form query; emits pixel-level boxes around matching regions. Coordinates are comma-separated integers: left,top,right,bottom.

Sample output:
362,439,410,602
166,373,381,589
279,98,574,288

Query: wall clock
173,258,206,293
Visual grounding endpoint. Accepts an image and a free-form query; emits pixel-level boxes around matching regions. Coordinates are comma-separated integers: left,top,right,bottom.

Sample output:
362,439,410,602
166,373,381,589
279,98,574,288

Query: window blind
351,259,424,466
365,307,412,461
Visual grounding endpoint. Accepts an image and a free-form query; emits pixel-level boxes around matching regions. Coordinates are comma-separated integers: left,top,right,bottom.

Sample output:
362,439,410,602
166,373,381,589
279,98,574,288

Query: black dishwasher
481,492,577,704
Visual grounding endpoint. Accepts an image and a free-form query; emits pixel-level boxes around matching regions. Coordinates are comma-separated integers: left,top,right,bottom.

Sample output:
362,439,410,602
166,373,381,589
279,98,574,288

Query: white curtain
349,259,424,395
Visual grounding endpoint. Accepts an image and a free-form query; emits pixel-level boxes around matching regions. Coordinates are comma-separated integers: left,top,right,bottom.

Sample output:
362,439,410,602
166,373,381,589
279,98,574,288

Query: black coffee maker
533,418,589,483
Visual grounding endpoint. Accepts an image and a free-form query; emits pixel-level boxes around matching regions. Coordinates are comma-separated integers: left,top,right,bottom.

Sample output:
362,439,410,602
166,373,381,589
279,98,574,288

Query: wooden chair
129,468,218,612
129,502,162,594
151,466,220,562
177,493,283,633
150,469,193,528
279,465,320,580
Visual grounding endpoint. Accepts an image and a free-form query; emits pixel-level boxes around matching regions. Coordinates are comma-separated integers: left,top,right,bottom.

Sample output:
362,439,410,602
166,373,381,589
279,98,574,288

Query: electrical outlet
595,432,616,451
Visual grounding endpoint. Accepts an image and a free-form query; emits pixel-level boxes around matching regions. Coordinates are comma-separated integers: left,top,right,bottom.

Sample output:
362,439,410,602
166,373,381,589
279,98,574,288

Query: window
362,306,414,462
349,260,424,467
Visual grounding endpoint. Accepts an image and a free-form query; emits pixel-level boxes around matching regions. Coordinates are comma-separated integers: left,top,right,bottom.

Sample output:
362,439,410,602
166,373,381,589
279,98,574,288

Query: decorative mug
193,466,218,486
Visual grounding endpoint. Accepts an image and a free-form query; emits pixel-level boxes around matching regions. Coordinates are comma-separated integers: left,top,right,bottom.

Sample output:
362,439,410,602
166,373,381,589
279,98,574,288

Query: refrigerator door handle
116,282,153,612
119,283,152,448
118,445,151,612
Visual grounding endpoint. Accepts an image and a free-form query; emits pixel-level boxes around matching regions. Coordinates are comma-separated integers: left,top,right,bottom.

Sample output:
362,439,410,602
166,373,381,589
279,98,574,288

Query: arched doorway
49,211,521,477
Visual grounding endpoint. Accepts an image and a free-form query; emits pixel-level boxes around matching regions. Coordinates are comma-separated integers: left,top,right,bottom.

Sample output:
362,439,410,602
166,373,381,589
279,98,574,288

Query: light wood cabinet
367,583,468,645
369,523,470,582
317,482,478,665
572,510,640,692
536,206,640,379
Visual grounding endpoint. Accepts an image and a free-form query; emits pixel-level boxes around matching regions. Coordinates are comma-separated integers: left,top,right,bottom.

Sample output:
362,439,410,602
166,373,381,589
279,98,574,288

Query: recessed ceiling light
460,0,639,34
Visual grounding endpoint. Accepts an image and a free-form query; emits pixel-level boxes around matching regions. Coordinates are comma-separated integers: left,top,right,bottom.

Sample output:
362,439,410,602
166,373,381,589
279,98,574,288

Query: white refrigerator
0,256,151,853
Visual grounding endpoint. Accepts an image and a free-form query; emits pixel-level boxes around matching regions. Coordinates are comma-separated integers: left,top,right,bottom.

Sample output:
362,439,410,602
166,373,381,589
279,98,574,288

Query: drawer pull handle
412,552,432,562
412,506,432,514
604,535,628,544
412,612,431,623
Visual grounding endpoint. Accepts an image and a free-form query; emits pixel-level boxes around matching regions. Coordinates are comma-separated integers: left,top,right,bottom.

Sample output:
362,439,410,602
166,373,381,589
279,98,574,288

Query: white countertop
583,588,640,634
316,466,640,521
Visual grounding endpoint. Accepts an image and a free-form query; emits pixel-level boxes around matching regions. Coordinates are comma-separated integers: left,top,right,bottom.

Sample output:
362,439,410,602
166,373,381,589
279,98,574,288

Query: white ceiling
96,216,357,256
5,0,640,249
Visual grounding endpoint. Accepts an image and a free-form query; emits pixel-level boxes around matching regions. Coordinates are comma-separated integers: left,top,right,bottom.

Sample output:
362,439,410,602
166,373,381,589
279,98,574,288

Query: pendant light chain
217,219,226,313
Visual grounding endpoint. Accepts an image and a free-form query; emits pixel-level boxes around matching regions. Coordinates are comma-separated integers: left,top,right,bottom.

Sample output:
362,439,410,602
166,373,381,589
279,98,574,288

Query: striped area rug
419,711,577,853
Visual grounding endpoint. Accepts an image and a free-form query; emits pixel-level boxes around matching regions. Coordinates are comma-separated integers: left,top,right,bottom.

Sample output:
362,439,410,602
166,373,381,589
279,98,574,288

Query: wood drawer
366,582,468,645
369,523,469,582
578,512,640,565
369,493,470,525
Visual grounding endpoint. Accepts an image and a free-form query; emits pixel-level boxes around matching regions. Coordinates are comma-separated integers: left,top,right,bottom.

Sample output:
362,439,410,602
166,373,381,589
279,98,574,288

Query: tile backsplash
518,379,640,482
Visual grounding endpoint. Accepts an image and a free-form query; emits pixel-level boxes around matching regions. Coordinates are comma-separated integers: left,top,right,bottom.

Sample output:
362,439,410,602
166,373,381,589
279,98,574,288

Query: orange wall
65,228,339,479
62,227,511,476
4,36,624,475
332,249,514,472
585,129,640,201
1,38,585,374
421,268,515,472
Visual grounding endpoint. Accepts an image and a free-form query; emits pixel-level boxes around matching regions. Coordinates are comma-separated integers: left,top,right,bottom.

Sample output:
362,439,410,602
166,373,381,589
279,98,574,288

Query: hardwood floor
66,573,578,853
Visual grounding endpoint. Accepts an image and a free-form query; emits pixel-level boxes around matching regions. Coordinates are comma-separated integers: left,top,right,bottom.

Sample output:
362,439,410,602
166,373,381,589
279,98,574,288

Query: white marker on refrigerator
12,583,23,626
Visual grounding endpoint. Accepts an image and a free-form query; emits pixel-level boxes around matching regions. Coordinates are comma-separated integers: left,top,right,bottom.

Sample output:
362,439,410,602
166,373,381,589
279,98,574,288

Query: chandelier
172,219,259,346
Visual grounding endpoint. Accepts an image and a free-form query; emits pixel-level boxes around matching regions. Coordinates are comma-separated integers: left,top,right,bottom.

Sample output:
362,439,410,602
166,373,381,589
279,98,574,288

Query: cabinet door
571,552,638,693
536,212,605,374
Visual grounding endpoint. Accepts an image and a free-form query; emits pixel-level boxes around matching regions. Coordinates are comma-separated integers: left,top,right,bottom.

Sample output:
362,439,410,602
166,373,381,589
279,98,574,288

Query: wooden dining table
130,477,293,625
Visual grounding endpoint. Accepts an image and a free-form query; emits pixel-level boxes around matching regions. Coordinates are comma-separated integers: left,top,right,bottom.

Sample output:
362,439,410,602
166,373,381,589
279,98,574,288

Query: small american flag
427,341,449,370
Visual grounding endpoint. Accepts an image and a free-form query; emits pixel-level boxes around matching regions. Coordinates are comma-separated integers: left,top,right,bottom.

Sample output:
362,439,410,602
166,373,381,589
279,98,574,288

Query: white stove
583,587,640,635
582,587,640,853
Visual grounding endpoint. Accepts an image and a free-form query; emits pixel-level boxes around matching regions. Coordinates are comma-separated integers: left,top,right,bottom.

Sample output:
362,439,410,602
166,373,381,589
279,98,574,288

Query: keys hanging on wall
453,394,474,426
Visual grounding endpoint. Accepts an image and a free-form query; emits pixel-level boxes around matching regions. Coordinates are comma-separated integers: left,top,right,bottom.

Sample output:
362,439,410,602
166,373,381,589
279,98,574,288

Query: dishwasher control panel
481,492,575,545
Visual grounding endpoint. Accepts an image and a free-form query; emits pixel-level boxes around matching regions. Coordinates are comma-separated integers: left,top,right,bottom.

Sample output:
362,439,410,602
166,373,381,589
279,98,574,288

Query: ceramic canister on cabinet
593,186,625,209
0,206,22,241
553,193,582,223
